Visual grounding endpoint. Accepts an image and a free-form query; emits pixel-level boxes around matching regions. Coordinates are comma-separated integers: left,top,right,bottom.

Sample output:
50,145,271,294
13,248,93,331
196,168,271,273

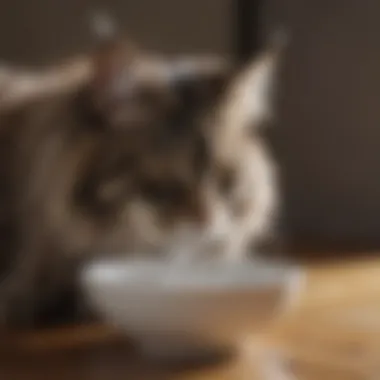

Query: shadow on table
0,338,235,380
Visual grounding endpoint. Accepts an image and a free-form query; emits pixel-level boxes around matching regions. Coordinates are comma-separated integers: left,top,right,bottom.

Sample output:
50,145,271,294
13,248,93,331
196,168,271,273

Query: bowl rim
81,258,303,293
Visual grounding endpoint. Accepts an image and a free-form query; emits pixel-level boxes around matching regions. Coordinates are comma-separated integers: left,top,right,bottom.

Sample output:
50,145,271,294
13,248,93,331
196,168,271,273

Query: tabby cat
0,31,283,327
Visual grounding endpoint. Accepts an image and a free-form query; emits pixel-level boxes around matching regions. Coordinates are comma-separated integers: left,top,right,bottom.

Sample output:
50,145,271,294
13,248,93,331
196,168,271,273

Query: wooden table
1,256,380,380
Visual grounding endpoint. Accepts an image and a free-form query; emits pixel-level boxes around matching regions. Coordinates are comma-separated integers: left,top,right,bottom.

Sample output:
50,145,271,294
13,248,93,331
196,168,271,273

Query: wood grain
1,256,380,379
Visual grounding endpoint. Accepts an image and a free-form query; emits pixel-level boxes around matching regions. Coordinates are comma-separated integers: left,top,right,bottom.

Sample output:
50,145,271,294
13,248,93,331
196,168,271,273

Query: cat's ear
168,55,232,108
87,10,138,112
89,9,118,43
91,39,137,97
221,30,288,131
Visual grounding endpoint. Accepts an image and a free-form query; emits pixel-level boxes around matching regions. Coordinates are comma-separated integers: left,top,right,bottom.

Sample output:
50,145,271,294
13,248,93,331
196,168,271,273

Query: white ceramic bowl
81,259,304,360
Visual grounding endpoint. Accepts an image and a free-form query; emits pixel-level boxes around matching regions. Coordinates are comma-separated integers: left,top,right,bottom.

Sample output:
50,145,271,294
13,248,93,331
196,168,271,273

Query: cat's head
61,26,232,252
63,27,285,254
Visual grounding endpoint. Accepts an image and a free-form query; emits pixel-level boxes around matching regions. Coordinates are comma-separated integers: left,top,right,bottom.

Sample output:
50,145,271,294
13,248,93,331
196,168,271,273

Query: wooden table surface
1,256,380,380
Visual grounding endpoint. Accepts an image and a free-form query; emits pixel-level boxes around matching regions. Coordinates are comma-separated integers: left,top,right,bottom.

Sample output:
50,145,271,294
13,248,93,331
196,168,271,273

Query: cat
0,31,284,327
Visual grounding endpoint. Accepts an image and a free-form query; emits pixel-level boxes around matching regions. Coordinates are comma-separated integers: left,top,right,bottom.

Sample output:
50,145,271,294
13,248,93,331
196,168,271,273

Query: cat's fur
0,36,282,327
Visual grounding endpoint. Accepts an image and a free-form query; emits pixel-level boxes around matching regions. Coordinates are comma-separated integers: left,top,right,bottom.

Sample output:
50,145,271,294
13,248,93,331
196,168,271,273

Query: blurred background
1,0,380,254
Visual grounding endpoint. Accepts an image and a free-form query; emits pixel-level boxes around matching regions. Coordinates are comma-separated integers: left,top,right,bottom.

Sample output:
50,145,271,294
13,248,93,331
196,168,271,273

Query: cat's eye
97,178,126,203
141,181,186,204
138,84,174,113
